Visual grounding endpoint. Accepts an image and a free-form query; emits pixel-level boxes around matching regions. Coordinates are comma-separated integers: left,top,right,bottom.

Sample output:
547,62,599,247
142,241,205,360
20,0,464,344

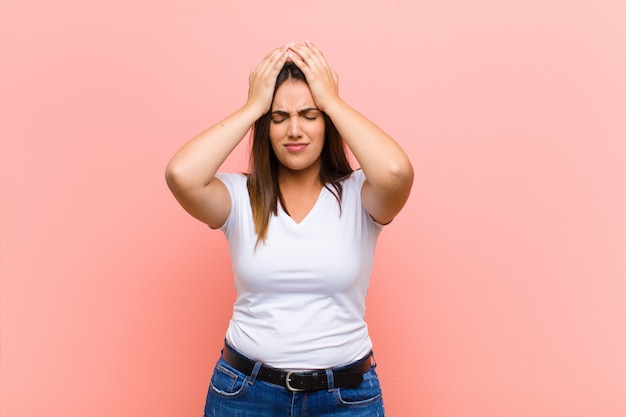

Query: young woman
166,41,413,417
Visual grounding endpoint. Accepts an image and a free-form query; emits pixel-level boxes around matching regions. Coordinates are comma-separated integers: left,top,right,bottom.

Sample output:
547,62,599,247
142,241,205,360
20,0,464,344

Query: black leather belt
221,343,371,392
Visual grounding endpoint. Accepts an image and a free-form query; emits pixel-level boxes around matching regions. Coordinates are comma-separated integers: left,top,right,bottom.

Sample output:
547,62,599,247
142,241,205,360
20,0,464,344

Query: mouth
284,143,309,152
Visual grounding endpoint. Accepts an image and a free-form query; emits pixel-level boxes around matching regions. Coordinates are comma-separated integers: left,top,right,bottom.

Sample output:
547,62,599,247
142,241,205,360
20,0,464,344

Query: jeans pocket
209,360,248,398
334,368,383,407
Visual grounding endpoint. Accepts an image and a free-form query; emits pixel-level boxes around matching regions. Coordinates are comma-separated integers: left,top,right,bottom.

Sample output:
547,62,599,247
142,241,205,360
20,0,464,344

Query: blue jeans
203,347,385,417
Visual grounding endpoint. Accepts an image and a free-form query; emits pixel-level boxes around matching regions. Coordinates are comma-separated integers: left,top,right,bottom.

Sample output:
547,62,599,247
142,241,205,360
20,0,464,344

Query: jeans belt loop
248,361,262,385
325,368,335,391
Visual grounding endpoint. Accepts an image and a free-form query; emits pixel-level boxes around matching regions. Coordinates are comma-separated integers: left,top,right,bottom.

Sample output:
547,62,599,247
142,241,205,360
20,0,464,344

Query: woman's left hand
288,41,342,112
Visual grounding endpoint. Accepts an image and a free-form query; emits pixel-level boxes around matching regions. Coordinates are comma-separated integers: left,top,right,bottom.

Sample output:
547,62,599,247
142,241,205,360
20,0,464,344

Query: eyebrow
270,107,321,117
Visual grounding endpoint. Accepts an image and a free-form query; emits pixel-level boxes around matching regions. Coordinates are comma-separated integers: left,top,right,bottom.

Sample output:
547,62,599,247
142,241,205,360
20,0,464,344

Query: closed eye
270,108,321,123
270,111,289,123
300,109,321,120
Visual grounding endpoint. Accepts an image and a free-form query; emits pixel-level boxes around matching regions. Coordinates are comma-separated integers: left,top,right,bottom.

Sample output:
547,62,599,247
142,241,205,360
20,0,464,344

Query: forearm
324,99,413,190
166,104,262,191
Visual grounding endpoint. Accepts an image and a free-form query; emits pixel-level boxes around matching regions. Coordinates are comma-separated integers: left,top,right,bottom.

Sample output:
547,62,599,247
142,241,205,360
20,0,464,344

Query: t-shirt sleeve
214,172,247,235
349,169,385,232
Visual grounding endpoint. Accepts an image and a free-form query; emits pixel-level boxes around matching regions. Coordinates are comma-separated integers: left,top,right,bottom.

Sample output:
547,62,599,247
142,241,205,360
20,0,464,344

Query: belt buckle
285,371,306,392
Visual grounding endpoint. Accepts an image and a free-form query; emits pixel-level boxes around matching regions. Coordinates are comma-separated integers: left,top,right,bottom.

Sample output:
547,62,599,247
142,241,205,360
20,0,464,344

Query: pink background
1,1,625,416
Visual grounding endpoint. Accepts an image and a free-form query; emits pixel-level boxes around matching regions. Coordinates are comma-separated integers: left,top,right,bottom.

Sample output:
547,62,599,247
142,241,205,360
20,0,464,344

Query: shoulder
335,169,365,207
341,169,366,190
212,173,249,233
341,170,385,229
215,172,248,193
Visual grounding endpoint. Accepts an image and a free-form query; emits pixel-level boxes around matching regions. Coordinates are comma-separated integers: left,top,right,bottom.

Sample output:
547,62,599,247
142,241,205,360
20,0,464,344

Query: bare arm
288,42,413,224
165,45,291,228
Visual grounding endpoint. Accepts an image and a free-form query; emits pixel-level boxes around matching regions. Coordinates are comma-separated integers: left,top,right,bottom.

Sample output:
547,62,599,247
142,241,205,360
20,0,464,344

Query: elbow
386,156,414,190
365,157,413,197
165,160,192,193
164,161,178,189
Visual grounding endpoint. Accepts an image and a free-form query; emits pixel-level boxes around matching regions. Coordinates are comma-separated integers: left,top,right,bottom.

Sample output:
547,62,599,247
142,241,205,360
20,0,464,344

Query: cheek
316,127,326,142
306,121,325,139
268,132,284,157
269,123,286,142
268,126,280,147
316,119,326,137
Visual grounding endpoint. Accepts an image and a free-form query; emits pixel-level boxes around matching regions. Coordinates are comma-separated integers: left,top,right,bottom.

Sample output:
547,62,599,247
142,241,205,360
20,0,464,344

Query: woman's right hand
246,44,291,115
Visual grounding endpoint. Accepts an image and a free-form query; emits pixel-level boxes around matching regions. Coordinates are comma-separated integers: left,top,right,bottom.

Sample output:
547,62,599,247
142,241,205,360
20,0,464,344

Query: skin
166,41,413,228
269,80,327,220
269,80,326,177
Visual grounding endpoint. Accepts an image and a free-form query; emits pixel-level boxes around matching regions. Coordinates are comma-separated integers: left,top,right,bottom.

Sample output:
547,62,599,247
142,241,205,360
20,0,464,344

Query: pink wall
1,1,625,416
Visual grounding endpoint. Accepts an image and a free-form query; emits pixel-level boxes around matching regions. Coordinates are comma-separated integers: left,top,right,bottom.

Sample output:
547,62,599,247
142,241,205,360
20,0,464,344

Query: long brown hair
247,62,353,246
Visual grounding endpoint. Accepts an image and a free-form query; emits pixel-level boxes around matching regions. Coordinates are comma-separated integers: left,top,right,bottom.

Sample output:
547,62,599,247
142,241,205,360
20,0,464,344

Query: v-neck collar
278,186,327,227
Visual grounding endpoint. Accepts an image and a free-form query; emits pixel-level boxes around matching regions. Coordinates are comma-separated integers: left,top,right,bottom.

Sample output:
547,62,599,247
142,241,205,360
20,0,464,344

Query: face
269,80,325,178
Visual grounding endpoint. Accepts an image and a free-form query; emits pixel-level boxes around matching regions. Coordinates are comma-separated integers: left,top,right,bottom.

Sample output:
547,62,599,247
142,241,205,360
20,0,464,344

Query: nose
287,117,302,139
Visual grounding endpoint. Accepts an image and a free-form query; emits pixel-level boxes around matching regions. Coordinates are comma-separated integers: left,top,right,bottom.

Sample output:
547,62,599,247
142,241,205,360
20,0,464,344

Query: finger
252,44,289,79
287,49,307,70
264,47,290,78
253,47,278,72
292,42,330,73
302,40,327,66
285,46,313,73
248,46,289,99
289,44,318,69
257,44,290,75
304,39,325,59
288,50,324,83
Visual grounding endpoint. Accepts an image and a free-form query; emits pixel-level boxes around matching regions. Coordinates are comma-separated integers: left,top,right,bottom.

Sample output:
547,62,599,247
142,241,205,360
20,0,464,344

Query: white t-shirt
216,169,383,369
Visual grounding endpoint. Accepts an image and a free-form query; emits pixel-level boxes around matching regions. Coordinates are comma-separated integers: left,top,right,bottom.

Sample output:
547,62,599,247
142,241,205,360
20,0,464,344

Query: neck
278,163,323,190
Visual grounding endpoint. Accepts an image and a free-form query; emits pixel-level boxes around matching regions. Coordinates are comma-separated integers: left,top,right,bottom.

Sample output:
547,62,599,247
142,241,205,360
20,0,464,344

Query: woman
166,41,413,416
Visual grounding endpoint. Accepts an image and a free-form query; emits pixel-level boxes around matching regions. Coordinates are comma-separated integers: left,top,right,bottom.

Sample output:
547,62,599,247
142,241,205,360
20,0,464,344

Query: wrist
319,96,346,117
241,101,268,121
